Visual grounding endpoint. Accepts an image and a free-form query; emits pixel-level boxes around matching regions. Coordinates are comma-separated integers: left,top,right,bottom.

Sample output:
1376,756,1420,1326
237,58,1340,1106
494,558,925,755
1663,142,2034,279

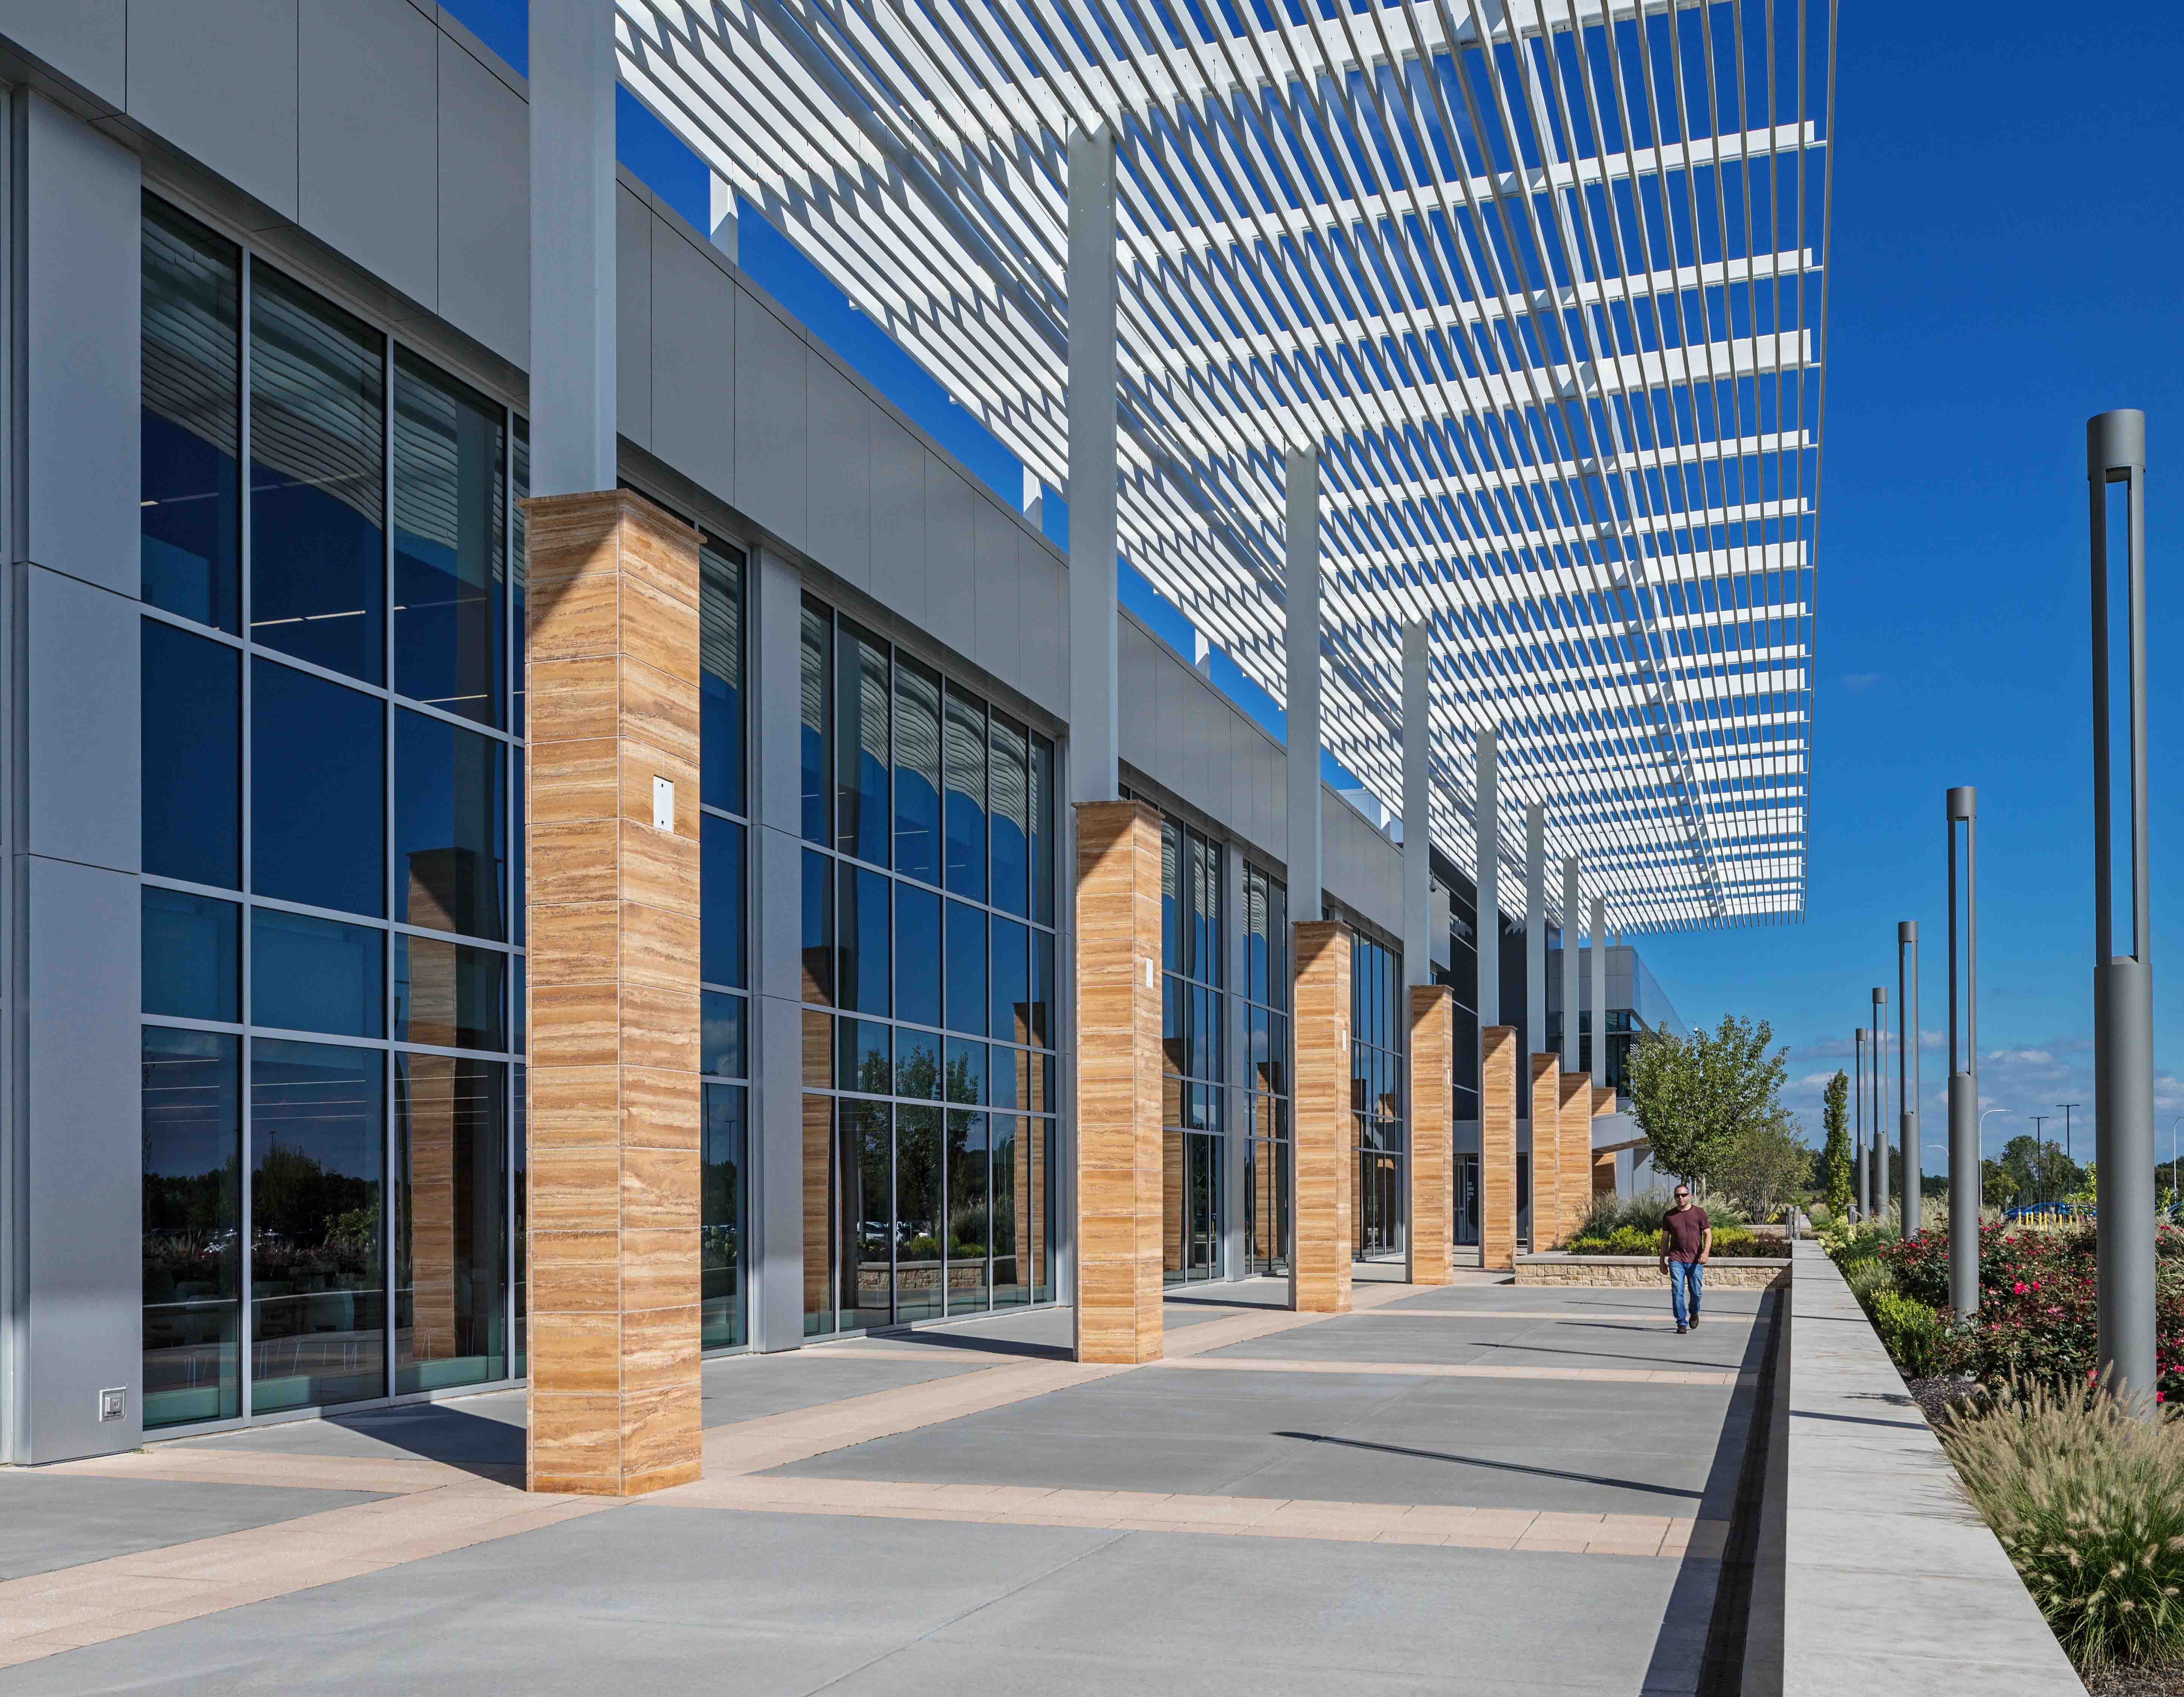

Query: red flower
2013,1281,2029,1295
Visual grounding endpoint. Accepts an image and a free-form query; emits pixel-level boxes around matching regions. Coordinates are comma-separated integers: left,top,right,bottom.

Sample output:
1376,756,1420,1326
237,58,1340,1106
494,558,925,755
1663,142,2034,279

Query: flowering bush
1862,1225,2184,1399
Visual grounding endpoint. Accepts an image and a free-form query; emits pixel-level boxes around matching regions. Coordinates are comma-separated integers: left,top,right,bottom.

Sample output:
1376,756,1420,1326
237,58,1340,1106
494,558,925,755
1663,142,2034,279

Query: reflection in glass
511,422,529,736
142,1027,242,1428
250,1039,386,1413
142,199,240,631
393,934,505,1051
894,1105,942,1323
1030,734,1056,925
842,1100,892,1330
394,351,504,726
513,1062,527,1375
143,621,240,889
837,864,890,1016
143,887,240,1023
802,1094,836,1335
702,991,747,1080
989,712,1029,916
702,815,747,988
801,849,834,1005
944,1038,986,1105
702,1084,747,1349
892,654,942,884
835,619,890,865
894,1028,942,1100
253,908,384,1037
894,884,941,1028
701,540,746,813
991,918,1029,1046
945,902,986,1036
801,600,831,843
396,708,506,939
249,265,383,682
946,1111,990,1313
943,683,986,899
395,1056,507,1392
1031,931,1055,1050
991,1115,1023,1306
837,1018,892,1095
253,659,383,916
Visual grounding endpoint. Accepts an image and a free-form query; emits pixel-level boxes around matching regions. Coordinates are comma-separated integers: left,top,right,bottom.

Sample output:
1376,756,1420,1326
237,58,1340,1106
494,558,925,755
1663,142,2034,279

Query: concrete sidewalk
0,1275,1770,1694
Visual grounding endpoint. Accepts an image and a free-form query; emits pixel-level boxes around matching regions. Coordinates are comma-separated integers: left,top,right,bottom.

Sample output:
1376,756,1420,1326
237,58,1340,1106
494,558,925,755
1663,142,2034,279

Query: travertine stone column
1407,986,1455,1286
1480,1028,1518,1271
1292,921,1353,1313
1558,1072,1594,1241
1074,800,1165,1364
525,489,703,1498
1529,1054,1560,1249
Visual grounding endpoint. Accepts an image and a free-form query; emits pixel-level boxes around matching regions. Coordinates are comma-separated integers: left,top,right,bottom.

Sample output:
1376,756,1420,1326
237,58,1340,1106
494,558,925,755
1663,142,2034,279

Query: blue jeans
1668,1260,1704,1326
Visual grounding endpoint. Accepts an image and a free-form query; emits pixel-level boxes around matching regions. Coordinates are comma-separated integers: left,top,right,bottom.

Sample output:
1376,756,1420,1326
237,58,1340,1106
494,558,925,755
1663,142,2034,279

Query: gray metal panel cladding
648,220,737,505
297,0,438,309
865,414,928,629
13,95,138,597
803,354,871,595
0,0,126,106
436,31,528,367
733,290,810,552
19,858,142,1461
25,569,140,873
126,0,300,221
615,185,653,451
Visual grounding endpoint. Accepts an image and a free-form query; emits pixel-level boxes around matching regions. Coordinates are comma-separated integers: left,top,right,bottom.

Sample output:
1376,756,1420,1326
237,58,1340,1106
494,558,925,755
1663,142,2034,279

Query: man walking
1658,1185,1710,1333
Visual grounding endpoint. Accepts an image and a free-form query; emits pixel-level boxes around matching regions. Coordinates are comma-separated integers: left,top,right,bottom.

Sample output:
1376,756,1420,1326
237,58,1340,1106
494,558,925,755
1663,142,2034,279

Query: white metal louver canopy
615,0,1836,932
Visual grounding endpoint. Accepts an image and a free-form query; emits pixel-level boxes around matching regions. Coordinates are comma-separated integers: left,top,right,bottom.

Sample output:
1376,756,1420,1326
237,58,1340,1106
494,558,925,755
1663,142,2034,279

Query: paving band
1,1280,1731,1670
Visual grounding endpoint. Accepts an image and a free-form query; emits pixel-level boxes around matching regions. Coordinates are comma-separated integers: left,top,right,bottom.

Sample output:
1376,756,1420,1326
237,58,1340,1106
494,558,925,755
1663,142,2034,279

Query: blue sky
451,3,2184,1160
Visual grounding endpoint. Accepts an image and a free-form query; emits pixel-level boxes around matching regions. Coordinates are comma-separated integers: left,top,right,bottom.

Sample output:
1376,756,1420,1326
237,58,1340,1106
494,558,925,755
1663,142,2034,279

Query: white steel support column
529,0,617,496
1065,126,1120,805
1475,729,1499,1031
1560,856,1581,1071
1590,897,1608,1089
1284,446,1323,921
1525,804,1546,1076
1222,844,1251,1279
1401,621,1432,985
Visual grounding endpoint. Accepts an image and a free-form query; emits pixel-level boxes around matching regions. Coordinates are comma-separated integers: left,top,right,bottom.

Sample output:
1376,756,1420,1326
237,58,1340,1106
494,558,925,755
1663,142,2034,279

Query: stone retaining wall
1513,1254,1790,1289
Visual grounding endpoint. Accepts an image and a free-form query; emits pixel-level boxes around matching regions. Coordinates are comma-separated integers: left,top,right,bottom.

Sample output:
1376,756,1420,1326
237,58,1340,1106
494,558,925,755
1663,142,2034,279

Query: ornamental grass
1942,1380,2184,1670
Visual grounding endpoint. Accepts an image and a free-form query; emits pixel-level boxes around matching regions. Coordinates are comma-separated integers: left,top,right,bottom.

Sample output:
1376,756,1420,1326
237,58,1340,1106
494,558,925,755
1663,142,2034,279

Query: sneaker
1689,1316,1700,1328
1676,1323,1687,1334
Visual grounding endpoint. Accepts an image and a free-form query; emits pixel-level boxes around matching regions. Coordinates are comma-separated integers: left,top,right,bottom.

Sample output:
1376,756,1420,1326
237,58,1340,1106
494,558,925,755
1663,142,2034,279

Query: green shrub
1943,1382,2184,1669
1869,1290,1952,1378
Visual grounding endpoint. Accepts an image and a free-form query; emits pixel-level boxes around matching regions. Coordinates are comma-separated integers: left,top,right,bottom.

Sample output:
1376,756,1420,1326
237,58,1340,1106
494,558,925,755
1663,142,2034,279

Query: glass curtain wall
1351,934,1407,1263
1242,865,1290,1275
137,195,752,1429
796,597,1058,1334
1159,819,1223,1284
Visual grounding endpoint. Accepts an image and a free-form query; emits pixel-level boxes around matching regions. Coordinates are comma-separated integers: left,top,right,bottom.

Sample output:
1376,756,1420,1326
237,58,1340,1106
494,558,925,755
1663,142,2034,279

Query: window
248,265,384,683
142,1028,242,1429
1243,864,1290,1275
1159,818,1224,1284
798,595,1058,1334
1352,933,1408,1264
393,353,505,726
143,621,239,890
138,194,538,1431
141,198,240,632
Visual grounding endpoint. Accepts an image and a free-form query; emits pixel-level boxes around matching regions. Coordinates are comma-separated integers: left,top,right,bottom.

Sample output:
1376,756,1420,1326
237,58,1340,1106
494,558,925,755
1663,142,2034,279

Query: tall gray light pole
2089,407,2155,1404
2030,1115,2051,1202
1852,1027,1867,1218
1946,788,1980,1314
1898,925,1920,1238
1870,987,1888,1221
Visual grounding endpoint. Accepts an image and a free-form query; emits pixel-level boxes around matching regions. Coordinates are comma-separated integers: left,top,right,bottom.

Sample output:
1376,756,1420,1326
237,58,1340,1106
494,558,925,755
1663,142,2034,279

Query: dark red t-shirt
1663,1206,1710,1263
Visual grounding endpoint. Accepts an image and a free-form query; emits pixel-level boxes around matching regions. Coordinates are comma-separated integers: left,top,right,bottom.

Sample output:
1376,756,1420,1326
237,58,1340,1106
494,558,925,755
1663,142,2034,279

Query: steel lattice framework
616,0,1836,931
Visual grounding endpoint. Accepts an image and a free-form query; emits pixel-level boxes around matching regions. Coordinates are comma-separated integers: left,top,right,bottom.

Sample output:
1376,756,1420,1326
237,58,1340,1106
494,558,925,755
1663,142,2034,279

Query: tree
1998,1134,2081,1206
1714,1110,1811,1221
1821,1069,1852,1218
1625,1014,1789,1188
